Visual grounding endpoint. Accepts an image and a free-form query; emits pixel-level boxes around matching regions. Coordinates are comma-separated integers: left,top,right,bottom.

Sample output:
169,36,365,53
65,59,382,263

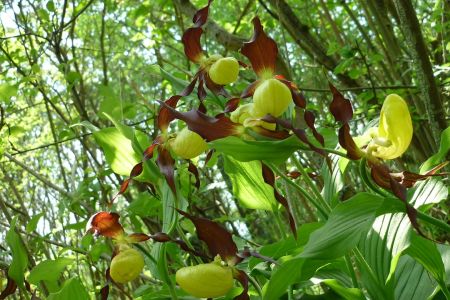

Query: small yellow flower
110,248,145,284
170,127,208,159
230,103,276,130
176,257,234,298
252,78,293,118
208,57,239,85
365,94,413,160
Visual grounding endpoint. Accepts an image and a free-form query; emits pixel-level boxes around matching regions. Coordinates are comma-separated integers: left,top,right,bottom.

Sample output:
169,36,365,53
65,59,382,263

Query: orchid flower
363,94,413,160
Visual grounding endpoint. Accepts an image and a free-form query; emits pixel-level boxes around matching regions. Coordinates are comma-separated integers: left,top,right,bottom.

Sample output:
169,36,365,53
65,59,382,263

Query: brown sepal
241,17,278,78
251,125,291,140
237,247,279,265
338,124,362,160
87,212,124,239
100,284,109,300
192,0,213,27
156,146,176,195
224,98,241,113
304,110,325,146
182,28,204,63
158,95,182,131
158,101,243,141
127,233,151,243
261,163,297,238
390,161,449,188
176,209,240,264
0,276,17,300
329,83,353,123
389,177,426,238
188,161,201,189
240,80,260,98
292,89,306,108
263,115,327,158
233,269,250,300
203,72,229,98
205,149,215,164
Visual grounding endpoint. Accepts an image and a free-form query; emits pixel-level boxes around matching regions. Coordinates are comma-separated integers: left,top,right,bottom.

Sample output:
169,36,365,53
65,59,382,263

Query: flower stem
267,162,329,219
416,210,450,233
292,153,331,212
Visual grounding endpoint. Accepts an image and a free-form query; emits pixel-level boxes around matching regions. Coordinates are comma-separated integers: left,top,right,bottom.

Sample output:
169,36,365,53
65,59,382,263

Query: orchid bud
208,57,239,85
252,78,293,117
110,248,144,284
367,94,413,160
170,127,208,159
176,261,234,298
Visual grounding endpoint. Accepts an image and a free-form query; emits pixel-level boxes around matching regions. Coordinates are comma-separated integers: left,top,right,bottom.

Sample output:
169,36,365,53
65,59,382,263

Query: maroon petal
204,72,229,97
100,284,109,300
389,177,425,238
241,80,260,98
0,276,17,300
176,209,240,264
304,110,325,146
156,146,176,195
329,83,353,123
127,233,151,243
261,163,297,238
150,232,209,258
224,97,241,113
188,161,200,189
182,27,204,63
391,162,449,188
158,101,244,141
156,72,204,129
192,0,213,27
87,212,124,239
263,115,327,157
292,89,306,108
241,17,278,78
233,270,250,300
338,124,362,160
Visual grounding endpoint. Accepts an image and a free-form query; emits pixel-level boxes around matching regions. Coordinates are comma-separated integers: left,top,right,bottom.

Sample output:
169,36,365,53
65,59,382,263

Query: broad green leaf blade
263,257,305,300
394,255,437,300
211,135,304,163
356,177,447,300
321,153,345,206
410,178,448,209
420,126,450,173
47,278,90,300
6,218,28,289
28,258,74,285
322,279,365,300
26,212,44,233
93,127,158,182
406,234,449,296
358,213,410,300
223,155,276,210
300,193,384,259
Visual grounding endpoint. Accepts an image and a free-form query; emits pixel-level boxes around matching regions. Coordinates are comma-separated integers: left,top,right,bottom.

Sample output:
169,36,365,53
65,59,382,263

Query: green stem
247,274,263,298
292,153,331,211
358,158,390,197
345,254,359,288
272,208,288,238
267,162,329,219
416,210,450,233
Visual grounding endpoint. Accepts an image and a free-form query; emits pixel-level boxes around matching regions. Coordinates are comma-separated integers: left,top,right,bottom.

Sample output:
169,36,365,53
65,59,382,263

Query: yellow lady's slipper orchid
110,248,145,284
230,103,276,130
176,259,234,298
366,94,413,160
252,78,293,117
170,127,208,159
